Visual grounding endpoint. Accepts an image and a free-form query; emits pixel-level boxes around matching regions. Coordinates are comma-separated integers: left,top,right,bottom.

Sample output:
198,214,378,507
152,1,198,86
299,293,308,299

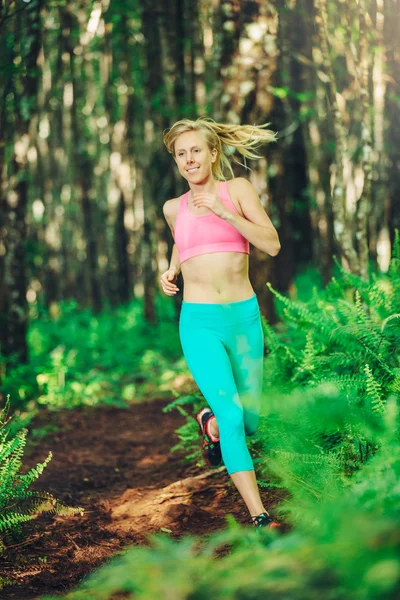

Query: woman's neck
188,175,219,196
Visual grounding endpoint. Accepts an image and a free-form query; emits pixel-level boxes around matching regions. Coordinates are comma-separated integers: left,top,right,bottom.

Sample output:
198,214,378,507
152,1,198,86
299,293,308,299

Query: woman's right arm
168,243,181,275
160,201,181,295
162,200,181,275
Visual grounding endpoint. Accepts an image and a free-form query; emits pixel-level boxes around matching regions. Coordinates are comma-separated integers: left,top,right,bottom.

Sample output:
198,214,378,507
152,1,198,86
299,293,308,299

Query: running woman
160,117,281,529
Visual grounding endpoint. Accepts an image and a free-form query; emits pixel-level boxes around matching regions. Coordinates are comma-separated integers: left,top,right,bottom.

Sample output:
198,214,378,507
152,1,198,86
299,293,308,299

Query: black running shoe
251,512,280,529
195,408,222,468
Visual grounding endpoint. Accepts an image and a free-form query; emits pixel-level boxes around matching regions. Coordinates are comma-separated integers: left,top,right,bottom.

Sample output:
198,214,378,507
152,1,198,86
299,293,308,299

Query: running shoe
251,512,280,529
195,407,222,468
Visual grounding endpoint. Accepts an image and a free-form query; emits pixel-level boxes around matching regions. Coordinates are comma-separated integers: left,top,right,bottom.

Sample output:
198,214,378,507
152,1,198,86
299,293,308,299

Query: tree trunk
115,191,131,304
315,0,363,276
66,7,102,313
356,1,373,281
0,0,43,370
137,0,166,324
384,0,400,245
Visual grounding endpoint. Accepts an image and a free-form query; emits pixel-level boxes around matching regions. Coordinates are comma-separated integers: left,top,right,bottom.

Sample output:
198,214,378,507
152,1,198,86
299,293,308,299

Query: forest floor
0,381,283,600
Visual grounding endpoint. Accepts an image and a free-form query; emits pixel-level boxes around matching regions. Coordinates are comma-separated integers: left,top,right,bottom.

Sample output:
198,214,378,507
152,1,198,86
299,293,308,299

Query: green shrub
262,230,400,399
0,397,83,553
249,230,399,489
1,296,183,413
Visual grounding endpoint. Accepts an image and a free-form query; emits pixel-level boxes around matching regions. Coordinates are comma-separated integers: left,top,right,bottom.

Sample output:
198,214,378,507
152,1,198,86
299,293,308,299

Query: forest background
1,0,399,362
0,0,399,599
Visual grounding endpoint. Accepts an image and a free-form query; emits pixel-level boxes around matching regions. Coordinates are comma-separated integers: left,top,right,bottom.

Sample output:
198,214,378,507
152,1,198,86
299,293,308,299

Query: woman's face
174,130,217,183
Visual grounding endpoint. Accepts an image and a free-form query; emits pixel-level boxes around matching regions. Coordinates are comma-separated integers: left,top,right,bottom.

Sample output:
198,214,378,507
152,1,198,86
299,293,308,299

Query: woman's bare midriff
181,251,255,303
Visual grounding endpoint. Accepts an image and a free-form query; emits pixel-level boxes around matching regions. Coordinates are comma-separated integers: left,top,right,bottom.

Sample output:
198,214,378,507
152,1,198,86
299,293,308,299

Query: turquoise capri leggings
179,293,264,475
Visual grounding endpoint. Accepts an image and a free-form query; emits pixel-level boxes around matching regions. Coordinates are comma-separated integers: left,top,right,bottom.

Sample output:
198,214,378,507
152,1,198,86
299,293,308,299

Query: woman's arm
163,200,181,274
169,243,181,275
227,178,281,257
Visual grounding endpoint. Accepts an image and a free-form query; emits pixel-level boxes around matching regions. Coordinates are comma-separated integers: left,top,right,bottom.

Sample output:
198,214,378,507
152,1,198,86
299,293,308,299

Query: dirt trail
0,397,281,599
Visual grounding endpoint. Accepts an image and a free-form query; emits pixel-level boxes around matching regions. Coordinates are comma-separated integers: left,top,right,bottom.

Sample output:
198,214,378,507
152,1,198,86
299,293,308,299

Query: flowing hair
163,116,276,180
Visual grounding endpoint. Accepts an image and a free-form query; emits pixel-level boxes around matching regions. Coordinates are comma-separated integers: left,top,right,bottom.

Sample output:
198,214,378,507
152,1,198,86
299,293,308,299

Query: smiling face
173,129,217,183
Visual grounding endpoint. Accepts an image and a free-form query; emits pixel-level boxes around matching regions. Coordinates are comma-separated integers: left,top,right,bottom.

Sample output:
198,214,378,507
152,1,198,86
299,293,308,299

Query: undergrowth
0,396,83,553
0,295,183,419
41,387,400,600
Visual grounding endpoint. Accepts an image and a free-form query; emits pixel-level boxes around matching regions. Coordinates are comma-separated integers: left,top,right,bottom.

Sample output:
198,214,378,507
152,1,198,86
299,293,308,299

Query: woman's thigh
225,312,264,434
179,318,242,420
179,315,254,473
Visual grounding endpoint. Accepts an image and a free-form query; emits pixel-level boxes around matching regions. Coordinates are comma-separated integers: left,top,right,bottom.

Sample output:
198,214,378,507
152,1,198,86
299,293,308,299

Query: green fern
364,364,385,413
255,241,400,488
388,369,400,395
265,242,399,401
0,396,84,550
0,512,34,532
162,393,201,414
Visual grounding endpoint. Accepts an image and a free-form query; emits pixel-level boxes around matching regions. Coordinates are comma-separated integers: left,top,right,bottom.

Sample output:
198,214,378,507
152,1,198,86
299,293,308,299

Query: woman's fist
192,192,228,219
160,267,180,296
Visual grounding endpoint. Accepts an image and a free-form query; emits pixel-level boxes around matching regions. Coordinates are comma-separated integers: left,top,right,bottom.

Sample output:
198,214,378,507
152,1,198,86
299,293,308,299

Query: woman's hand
160,267,180,296
192,192,229,219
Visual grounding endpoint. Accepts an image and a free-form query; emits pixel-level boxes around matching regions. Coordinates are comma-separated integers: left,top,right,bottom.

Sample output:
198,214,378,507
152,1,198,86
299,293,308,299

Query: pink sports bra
174,180,250,264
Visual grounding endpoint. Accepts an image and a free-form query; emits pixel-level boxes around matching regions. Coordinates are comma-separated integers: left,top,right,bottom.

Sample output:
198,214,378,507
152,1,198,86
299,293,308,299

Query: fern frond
162,394,200,414
381,314,400,333
256,478,286,490
11,453,53,497
300,332,317,375
261,316,281,353
354,291,382,345
0,399,83,547
322,276,346,302
364,364,385,413
333,257,371,291
271,448,342,467
0,511,34,532
266,282,331,336
0,396,11,429
0,431,27,466
388,370,400,396
319,374,366,390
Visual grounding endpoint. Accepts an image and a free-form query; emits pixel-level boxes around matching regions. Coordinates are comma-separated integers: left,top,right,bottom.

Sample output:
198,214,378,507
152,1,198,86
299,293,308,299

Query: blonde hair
163,116,276,180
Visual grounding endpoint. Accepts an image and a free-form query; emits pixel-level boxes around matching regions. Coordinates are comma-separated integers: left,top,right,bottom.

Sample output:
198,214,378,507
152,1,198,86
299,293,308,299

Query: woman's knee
215,403,245,435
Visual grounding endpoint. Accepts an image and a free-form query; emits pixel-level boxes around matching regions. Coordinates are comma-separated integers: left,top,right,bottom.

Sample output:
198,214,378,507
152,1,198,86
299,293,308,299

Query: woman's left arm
225,178,281,257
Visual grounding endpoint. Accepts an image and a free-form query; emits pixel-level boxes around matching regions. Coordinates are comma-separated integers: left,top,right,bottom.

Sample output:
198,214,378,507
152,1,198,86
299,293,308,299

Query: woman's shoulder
225,178,254,217
162,195,185,232
226,177,253,191
226,177,254,202
163,195,183,215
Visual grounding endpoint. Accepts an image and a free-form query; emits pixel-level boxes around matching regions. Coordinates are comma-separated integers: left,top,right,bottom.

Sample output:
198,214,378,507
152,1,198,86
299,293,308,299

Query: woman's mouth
186,167,200,173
